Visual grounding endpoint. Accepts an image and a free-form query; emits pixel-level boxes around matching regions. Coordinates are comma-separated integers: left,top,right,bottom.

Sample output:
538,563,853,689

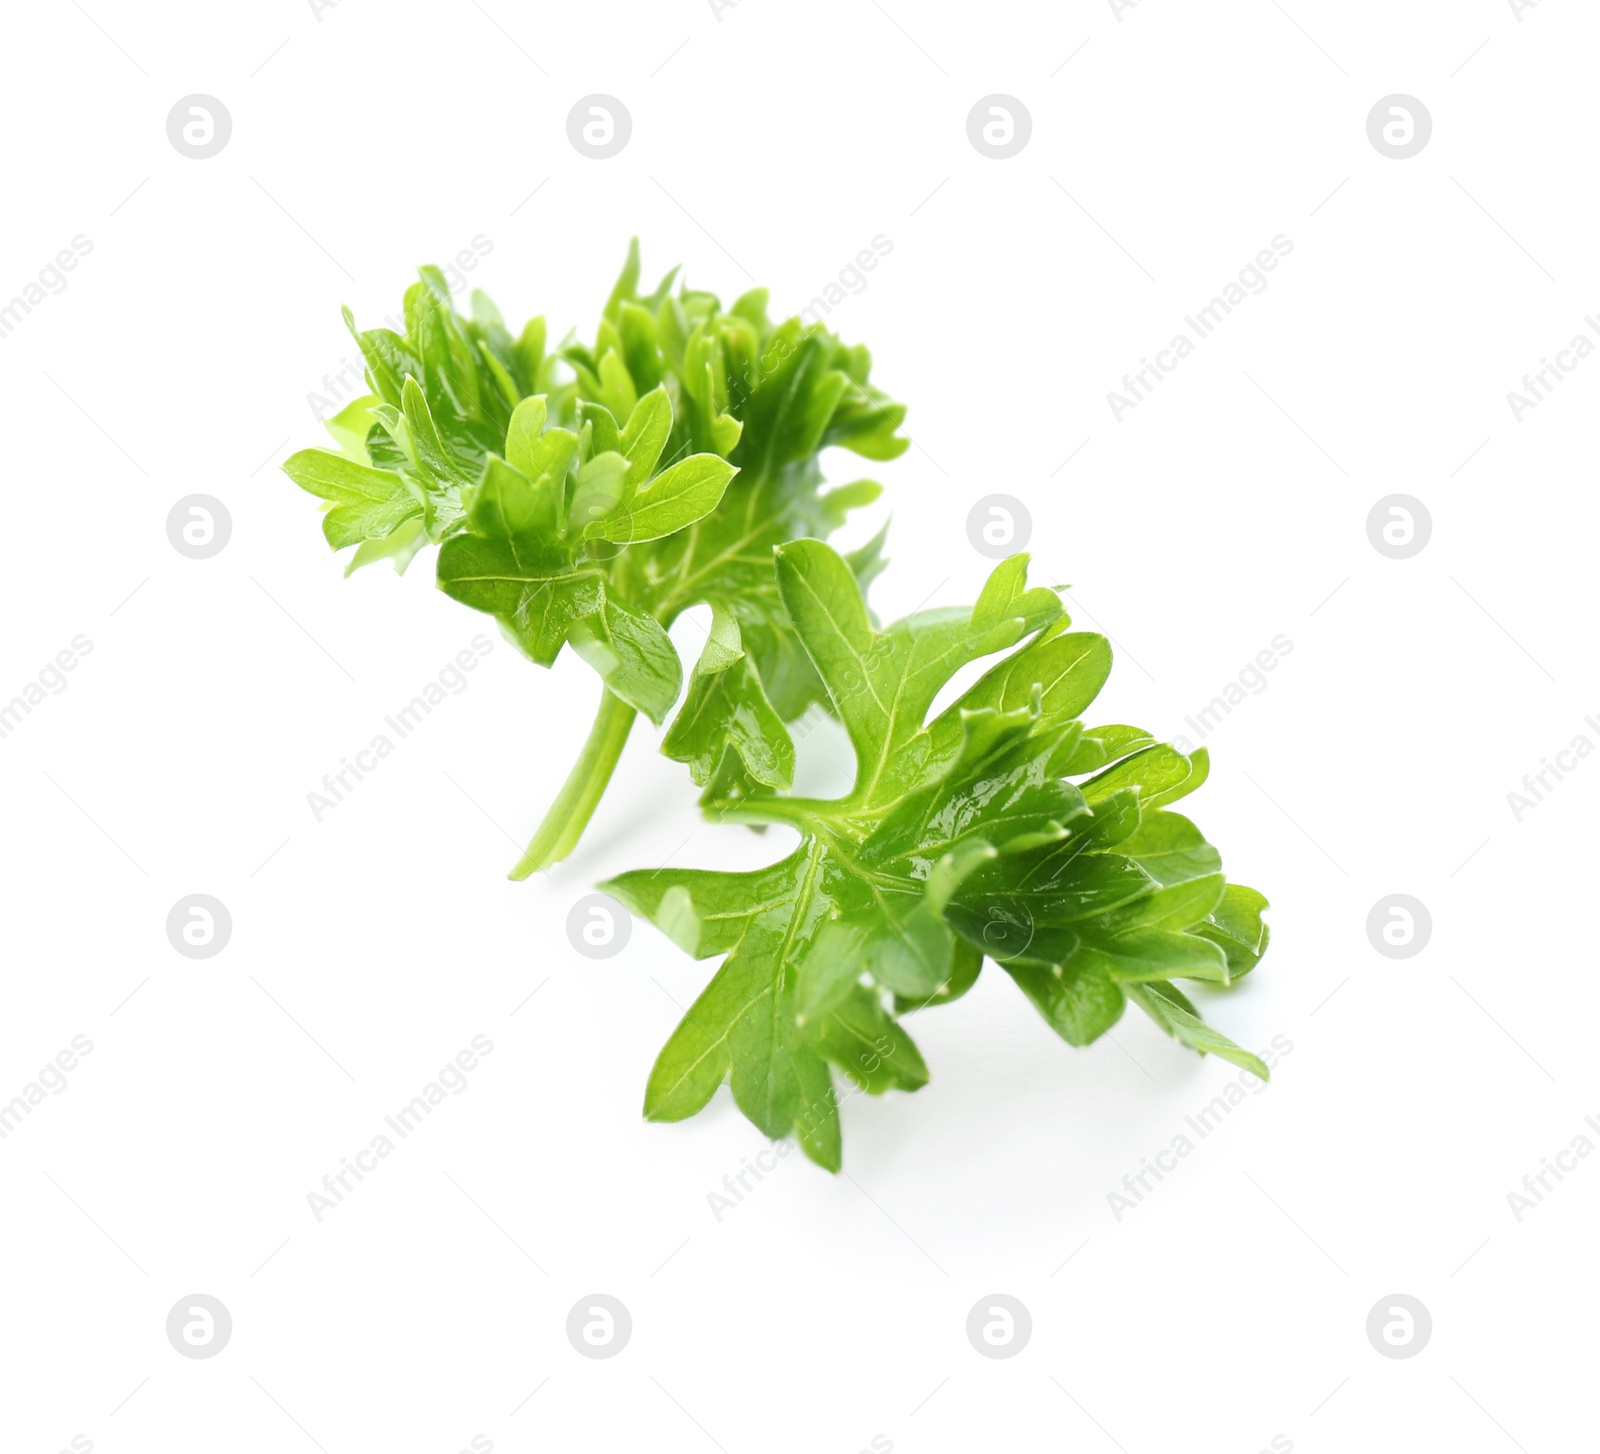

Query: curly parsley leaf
431,389,735,722
605,543,1270,1169
282,241,907,873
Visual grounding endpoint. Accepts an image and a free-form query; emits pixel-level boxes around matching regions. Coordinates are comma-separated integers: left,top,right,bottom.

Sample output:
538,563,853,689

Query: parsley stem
710,796,834,831
508,688,638,879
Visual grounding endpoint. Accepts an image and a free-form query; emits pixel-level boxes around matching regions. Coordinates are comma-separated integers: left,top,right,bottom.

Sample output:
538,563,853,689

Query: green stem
709,796,838,833
508,689,638,880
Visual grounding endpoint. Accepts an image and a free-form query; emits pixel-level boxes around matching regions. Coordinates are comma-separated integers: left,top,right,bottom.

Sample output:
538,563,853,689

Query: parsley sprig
606,543,1271,1169
284,242,905,874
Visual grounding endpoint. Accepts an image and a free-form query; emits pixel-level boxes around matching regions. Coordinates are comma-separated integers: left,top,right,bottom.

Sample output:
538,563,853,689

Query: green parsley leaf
283,242,907,874
606,543,1271,1169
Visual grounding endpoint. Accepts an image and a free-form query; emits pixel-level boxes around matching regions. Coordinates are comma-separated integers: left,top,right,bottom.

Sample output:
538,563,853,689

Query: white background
1,1,1595,1451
